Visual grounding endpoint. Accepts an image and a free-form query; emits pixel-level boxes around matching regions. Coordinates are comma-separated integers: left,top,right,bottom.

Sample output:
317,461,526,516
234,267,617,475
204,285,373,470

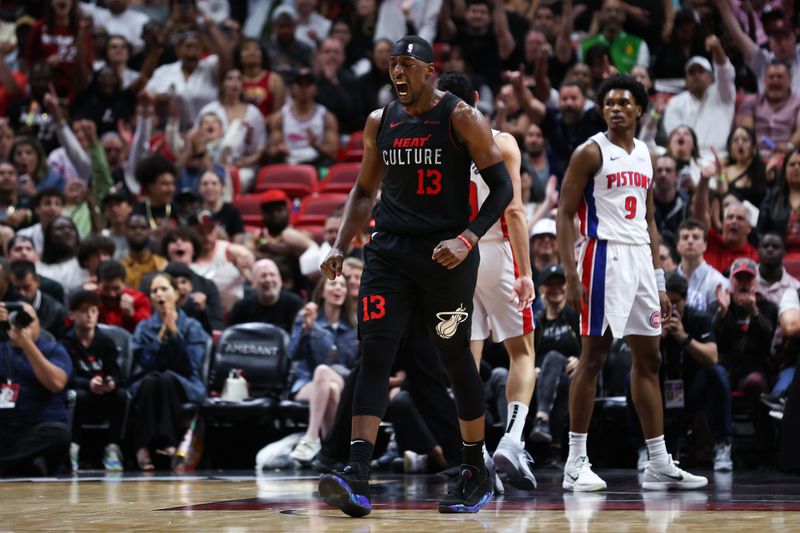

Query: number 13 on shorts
361,295,386,321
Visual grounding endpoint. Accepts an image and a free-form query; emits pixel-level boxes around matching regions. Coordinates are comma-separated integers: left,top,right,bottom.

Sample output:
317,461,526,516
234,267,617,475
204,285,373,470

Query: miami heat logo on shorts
649,311,661,328
435,304,469,339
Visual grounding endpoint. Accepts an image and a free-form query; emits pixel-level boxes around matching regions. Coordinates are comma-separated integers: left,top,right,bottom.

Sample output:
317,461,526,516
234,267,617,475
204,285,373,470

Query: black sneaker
529,417,552,444
318,464,372,517
438,464,493,513
311,452,344,475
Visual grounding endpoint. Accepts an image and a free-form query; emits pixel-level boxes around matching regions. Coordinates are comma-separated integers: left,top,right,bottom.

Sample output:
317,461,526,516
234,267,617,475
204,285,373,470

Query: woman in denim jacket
130,273,209,470
287,275,358,463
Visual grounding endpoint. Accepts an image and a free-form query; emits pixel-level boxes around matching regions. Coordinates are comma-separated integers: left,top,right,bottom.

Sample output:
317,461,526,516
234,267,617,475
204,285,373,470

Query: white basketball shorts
471,239,534,342
578,239,661,338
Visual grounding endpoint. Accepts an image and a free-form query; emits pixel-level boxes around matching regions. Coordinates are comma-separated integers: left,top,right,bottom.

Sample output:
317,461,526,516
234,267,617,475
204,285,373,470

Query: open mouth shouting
394,79,409,98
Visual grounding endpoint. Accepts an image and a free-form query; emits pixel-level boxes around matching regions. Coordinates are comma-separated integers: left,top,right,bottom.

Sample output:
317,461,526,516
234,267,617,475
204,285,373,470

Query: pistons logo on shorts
649,311,661,328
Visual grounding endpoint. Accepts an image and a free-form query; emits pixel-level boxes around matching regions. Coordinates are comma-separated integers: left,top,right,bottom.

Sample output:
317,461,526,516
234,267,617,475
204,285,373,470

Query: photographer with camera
0,301,73,476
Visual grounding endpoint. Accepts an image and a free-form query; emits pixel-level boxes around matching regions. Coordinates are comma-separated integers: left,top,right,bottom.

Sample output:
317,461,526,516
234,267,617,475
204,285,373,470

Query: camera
0,302,34,339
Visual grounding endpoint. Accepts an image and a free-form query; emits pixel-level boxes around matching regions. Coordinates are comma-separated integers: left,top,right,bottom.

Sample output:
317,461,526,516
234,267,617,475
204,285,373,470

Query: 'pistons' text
606,171,651,190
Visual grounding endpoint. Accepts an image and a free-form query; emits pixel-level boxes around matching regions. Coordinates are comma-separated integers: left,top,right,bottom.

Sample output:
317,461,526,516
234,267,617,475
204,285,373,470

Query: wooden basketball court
2,469,799,531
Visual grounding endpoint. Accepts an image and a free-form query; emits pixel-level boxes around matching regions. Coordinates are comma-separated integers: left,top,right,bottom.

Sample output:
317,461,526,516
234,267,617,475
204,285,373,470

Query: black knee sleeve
352,335,400,418
439,345,485,421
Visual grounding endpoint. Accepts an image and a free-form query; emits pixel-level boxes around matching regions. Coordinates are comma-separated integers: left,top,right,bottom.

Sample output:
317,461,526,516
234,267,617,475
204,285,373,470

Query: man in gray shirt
675,218,728,315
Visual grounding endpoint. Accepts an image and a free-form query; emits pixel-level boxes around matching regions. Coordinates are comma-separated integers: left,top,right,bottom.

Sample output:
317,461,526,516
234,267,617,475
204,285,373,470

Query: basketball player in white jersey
437,72,537,491
556,75,707,491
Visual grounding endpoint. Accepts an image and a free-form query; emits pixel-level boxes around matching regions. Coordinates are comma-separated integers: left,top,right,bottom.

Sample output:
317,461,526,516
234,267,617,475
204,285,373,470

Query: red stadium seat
254,164,318,198
785,256,800,278
432,42,450,72
295,192,349,226
233,194,264,227
319,162,360,193
338,131,364,162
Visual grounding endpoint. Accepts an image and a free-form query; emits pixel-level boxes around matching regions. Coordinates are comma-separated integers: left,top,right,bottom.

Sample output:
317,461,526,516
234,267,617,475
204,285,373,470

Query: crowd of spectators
1,0,800,475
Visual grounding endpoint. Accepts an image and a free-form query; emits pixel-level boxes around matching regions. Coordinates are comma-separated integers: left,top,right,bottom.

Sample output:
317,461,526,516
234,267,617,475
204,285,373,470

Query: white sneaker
70,442,80,473
289,436,321,463
642,455,708,490
493,435,537,490
103,443,124,471
713,442,733,472
483,446,504,495
637,446,649,472
403,450,428,473
563,456,607,492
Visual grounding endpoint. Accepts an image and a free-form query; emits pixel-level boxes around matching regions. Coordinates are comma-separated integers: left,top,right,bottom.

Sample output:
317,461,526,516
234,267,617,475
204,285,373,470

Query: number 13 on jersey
416,169,442,195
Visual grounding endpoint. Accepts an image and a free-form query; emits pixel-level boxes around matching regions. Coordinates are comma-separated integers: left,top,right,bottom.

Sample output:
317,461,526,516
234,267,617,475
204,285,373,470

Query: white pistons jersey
578,132,653,245
469,129,507,242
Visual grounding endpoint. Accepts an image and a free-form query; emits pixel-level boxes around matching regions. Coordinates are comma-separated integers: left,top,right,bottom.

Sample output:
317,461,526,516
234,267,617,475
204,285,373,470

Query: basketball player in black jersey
318,35,513,516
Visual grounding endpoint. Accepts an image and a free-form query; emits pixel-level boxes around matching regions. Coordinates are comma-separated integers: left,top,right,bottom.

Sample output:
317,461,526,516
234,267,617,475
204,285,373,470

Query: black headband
390,36,434,64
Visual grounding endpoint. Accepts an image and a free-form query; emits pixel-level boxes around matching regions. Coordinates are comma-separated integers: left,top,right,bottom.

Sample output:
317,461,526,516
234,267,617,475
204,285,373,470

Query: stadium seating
337,131,364,162
319,162,360,193
295,192,349,226
253,164,319,198
233,194,264,227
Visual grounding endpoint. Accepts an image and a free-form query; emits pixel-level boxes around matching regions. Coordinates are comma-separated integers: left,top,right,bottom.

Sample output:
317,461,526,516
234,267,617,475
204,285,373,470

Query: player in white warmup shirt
556,75,707,492
437,71,537,491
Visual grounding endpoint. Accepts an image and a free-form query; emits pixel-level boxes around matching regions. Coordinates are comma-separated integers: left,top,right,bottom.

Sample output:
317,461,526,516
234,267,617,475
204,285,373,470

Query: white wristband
655,268,665,292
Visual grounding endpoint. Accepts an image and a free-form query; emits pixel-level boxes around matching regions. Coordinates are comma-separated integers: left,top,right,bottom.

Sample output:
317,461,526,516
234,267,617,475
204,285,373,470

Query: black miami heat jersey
375,92,473,235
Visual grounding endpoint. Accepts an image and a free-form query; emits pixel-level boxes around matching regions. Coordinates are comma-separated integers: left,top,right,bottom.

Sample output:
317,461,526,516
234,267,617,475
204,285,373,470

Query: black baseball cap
290,67,316,85
538,264,565,285
176,187,200,202
390,35,434,64
101,187,130,209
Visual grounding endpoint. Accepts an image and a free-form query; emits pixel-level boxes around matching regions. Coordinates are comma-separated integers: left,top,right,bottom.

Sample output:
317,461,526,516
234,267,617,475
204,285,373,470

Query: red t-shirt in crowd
24,20,93,102
785,210,800,254
242,70,275,118
704,228,759,273
0,71,27,116
98,288,152,333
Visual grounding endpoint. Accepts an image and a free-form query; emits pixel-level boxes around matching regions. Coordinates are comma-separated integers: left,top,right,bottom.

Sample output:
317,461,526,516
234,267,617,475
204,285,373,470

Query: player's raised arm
452,101,513,245
320,109,386,280
556,140,601,312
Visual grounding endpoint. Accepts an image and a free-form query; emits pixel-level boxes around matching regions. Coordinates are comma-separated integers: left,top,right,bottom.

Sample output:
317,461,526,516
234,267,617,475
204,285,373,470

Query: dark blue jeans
689,364,733,443
626,363,733,446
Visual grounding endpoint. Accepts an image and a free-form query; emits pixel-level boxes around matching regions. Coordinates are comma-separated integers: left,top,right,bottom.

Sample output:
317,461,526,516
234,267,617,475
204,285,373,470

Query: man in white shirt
145,30,229,131
82,0,149,51
675,218,729,315
295,0,332,50
662,36,736,159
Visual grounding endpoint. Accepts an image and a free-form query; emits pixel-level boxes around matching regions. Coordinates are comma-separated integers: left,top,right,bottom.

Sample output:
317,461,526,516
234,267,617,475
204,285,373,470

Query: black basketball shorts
357,230,480,351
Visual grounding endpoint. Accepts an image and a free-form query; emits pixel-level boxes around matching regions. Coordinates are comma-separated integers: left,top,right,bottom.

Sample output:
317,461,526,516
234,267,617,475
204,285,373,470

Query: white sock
567,432,588,463
646,435,669,468
505,401,529,443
